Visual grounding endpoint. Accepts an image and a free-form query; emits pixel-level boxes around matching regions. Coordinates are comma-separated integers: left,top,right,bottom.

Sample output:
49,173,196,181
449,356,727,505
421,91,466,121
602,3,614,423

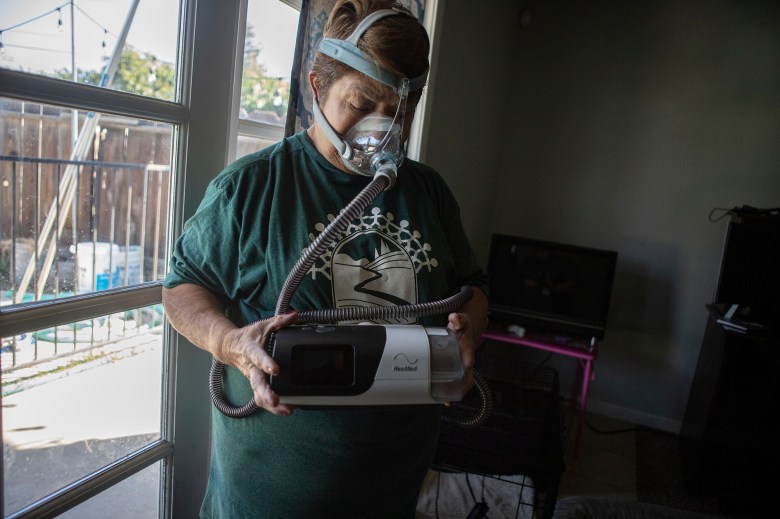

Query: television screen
714,218,780,327
487,234,618,340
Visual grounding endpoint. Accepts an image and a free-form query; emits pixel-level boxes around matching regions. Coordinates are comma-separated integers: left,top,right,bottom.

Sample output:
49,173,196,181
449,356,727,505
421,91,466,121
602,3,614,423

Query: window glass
236,134,279,158
2,303,164,516
58,462,161,519
240,0,299,127
1,98,172,305
0,0,180,101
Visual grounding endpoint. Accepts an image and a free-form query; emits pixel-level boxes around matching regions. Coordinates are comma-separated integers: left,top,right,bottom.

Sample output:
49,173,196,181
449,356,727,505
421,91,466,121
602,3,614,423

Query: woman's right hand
217,312,299,416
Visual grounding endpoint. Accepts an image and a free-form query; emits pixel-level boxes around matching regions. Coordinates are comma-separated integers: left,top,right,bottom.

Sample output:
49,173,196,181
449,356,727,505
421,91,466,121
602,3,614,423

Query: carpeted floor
634,429,725,517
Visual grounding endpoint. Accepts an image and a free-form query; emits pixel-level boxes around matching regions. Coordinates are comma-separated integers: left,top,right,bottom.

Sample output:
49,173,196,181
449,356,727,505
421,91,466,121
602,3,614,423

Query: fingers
448,312,477,396
248,364,295,416
232,312,299,416
447,311,466,332
242,311,299,374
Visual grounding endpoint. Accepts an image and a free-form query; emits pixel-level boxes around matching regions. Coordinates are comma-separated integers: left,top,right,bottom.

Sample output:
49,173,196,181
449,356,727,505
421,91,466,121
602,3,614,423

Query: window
234,0,300,158
1,97,173,515
0,99,172,304
3,303,164,515
0,0,225,516
0,0,180,102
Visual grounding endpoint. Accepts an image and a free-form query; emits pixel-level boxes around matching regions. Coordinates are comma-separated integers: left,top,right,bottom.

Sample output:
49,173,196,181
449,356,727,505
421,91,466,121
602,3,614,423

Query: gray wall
423,0,780,431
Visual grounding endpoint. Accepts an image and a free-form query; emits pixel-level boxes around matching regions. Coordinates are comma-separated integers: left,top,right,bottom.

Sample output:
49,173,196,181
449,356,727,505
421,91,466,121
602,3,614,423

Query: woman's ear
309,71,319,102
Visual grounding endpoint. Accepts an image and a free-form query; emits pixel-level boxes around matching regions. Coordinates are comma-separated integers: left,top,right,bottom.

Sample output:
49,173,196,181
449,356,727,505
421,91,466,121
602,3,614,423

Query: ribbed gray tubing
209,358,261,417
443,371,493,428
209,171,492,427
296,286,473,323
275,176,388,316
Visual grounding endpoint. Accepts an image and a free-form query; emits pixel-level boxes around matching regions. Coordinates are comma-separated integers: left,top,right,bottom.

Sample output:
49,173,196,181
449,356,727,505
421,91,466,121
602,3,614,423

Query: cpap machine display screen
267,324,464,406
291,344,355,387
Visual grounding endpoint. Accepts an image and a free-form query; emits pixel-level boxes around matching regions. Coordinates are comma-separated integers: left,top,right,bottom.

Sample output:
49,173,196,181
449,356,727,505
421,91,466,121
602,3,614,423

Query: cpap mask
313,8,428,186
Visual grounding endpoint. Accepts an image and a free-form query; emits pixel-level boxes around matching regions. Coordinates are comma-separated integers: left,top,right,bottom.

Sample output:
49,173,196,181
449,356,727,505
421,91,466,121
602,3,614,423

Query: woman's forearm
162,283,238,363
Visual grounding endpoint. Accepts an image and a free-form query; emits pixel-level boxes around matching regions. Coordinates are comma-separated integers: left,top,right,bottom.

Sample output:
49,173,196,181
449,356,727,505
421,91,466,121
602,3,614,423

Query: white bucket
115,245,142,286
72,242,121,293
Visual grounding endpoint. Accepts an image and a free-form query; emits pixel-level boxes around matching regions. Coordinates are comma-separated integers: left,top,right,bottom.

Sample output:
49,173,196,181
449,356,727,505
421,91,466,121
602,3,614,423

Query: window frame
0,0,246,516
0,78,180,519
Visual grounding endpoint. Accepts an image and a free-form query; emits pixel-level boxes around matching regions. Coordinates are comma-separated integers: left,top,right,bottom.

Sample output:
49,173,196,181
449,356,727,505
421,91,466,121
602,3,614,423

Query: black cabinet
680,305,780,515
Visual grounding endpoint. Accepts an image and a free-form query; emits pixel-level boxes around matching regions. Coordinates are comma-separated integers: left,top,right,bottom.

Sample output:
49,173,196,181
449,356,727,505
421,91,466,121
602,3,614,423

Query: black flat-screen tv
714,215,780,328
487,234,618,340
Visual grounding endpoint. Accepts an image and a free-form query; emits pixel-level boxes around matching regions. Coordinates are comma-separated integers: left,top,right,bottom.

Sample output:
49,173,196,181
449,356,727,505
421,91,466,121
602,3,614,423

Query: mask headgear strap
311,97,351,159
318,8,428,93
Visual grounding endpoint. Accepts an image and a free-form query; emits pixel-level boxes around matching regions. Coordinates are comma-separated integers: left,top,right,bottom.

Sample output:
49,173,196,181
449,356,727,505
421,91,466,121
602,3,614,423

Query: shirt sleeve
441,194,490,296
418,163,489,296
163,177,242,303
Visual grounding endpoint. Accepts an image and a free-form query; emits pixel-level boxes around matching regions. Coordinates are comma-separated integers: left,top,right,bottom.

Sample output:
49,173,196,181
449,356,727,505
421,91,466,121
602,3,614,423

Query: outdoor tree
53,32,289,116
113,49,176,100
241,26,289,119
54,48,175,100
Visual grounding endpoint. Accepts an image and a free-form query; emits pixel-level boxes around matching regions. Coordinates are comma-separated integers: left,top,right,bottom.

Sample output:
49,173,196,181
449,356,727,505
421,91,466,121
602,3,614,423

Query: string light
0,2,171,71
1,2,108,59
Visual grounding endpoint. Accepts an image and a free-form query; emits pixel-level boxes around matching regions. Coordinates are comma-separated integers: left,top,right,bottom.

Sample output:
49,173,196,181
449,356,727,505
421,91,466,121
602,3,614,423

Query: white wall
424,0,780,431
422,1,521,258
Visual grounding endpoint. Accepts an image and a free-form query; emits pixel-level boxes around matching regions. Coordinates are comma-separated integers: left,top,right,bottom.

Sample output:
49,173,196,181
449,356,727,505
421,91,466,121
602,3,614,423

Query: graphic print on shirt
307,207,439,324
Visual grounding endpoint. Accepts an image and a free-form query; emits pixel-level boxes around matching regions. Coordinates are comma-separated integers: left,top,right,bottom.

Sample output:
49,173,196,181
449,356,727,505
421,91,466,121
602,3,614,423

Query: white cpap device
208,9,492,427
267,324,464,406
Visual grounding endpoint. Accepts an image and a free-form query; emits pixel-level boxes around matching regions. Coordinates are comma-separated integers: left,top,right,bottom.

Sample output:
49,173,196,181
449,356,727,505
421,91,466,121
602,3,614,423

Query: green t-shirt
165,131,488,518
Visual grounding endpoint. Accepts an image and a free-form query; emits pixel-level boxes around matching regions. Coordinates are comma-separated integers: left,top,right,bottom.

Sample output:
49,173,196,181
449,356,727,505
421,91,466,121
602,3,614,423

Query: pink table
480,326,597,458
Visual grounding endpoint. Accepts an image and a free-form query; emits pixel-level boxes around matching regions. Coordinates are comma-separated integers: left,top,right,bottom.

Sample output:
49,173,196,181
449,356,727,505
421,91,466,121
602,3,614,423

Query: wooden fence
1,99,172,299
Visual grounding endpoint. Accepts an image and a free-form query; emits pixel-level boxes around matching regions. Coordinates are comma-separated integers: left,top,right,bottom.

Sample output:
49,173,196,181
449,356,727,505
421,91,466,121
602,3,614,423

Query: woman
162,1,488,517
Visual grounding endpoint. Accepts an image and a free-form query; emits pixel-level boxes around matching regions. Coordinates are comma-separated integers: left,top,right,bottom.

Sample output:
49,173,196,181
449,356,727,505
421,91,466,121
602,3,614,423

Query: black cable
585,418,642,435
560,396,644,435
709,205,780,223
73,3,117,38
465,472,477,503
708,207,734,222
0,2,70,34
584,415,680,437
526,351,553,381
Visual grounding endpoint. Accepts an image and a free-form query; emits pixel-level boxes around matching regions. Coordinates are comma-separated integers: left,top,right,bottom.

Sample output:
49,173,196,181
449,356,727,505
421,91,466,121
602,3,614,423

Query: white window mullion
0,69,189,125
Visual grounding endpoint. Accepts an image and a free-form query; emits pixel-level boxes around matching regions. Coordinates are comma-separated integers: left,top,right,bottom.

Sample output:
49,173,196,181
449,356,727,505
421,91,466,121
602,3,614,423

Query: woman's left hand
446,286,488,397
447,311,478,395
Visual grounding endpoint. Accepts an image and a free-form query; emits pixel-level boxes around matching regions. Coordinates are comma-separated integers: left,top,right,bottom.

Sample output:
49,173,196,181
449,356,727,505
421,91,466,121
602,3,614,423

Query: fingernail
278,410,291,417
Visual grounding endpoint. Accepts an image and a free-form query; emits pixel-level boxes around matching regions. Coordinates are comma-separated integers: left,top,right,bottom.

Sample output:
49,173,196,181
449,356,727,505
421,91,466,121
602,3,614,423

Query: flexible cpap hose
443,371,493,429
209,170,492,427
296,287,472,323
274,174,389,317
